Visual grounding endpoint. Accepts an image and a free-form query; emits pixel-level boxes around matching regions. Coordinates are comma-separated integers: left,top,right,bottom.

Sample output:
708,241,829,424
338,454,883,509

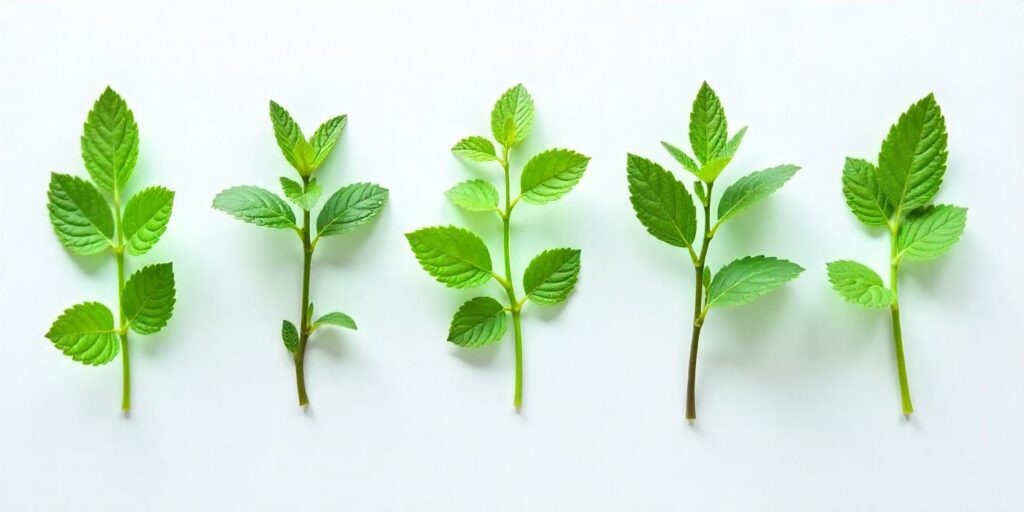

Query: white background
2,1,1022,510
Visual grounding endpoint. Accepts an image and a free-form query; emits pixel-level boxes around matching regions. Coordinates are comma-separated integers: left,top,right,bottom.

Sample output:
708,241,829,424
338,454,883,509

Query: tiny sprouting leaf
292,138,316,176
212,186,297,229
269,100,305,171
716,165,799,224
490,84,535,147
688,82,728,165
81,87,138,193
121,263,176,335
626,154,697,248
446,179,499,212
897,204,967,262
316,182,389,237
842,157,891,227
520,149,591,204
661,141,700,176
310,115,347,169
694,181,707,206
826,260,895,308
702,266,711,290
280,177,323,211
122,186,175,255
877,94,948,213
719,126,748,160
696,156,732,183
281,320,298,353
523,248,581,305
406,226,493,288
706,256,804,308
47,172,114,255
45,302,119,365
447,297,508,347
314,312,357,330
306,303,315,325
452,136,499,163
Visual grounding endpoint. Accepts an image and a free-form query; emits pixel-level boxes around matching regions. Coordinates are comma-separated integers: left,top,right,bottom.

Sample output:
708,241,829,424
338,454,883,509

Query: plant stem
113,188,130,413
294,177,314,408
686,182,713,422
500,149,523,410
889,227,913,416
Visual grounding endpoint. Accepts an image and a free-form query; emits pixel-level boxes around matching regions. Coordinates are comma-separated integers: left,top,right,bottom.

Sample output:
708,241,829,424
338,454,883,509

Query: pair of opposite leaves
45,84,965,418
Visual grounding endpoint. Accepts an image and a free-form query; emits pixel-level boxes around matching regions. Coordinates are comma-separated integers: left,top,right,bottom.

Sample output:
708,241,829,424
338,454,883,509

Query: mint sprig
213,101,387,408
406,84,589,410
45,87,177,412
627,82,803,423
827,94,967,417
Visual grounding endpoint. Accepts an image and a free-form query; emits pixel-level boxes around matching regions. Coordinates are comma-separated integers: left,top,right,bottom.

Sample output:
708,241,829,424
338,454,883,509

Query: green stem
686,182,713,422
294,178,314,408
889,228,913,416
500,149,523,410
113,188,130,413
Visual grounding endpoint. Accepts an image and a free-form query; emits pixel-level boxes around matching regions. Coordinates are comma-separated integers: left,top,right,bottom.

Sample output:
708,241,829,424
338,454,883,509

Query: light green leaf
490,84,535,147
842,158,891,227
81,87,138,193
697,157,732,183
446,180,499,212
316,182,389,237
282,320,298,353
292,138,316,176
523,248,581,305
452,136,499,163
121,263,176,335
626,154,697,248
212,186,297,229
269,100,305,171
720,126,748,160
706,256,804,308
897,204,967,262
688,82,728,164
405,226,493,288
877,94,948,213
826,260,894,308
447,297,507,347
660,141,700,176
694,181,708,206
45,301,119,365
47,173,114,254
314,312,357,330
280,177,323,211
717,165,799,224
122,186,174,255
310,115,347,169
520,148,590,204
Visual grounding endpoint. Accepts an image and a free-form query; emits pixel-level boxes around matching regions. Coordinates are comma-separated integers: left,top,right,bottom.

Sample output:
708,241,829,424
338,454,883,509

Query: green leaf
716,165,799,224
490,84,535,147
447,297,508,347
310,115,347,169
280,177,323,211
212,186,297,229
523,248,581,305
697,157,732,183
47,173,114,254
688,82,728,164
877,94,948,213
897,204,967,262
292,138,316,176
694,181,708,206
446,179,499,212
842,158,891,227
314,312,357,330
269,100,305,171
282,320,298,353
626,154,697,248
520,148,590,204
81,87,138,193
122,186,174,255
405,226,493,288
826,260,895,308
45,302,120,365
702,266,711,289
720,126,748,160
706,256,804,308
316,182,389,237
452,136,499,163
660,141,700,176
121,263,176,335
